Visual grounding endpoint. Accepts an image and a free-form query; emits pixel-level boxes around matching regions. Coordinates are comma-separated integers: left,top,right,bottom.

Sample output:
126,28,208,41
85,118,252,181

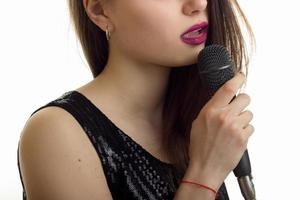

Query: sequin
17,90,229,200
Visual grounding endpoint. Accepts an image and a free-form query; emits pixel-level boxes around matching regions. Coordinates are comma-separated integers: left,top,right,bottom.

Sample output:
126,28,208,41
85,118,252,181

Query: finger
228,93,251,115
207,72,246,109
237,110,253,128
243,124,255,138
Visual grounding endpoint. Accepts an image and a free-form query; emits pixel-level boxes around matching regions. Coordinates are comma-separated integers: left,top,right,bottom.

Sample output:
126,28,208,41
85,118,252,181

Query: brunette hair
68,0,255,174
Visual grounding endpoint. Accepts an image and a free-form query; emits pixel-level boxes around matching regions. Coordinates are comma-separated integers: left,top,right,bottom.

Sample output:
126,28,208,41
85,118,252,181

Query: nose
182,0,207,16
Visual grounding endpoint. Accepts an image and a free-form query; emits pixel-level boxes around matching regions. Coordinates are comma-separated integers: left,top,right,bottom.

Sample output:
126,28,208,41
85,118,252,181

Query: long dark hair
68,0,255,174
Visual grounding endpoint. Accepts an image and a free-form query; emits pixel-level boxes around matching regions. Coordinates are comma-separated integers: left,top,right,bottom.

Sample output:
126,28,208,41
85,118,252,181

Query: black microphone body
197,44,256,200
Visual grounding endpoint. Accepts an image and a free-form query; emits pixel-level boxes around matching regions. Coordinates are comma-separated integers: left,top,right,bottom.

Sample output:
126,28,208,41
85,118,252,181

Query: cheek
112,2,200,66
114,2,175,44
115,18,199,67
114,13,169,55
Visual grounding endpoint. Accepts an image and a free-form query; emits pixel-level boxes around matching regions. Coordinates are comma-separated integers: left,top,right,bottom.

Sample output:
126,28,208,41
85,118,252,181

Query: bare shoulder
18,106,113,200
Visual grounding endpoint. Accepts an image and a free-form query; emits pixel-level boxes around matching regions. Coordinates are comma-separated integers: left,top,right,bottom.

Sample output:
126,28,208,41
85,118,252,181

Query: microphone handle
233,149,251,177
234,150,256,200
229,96,256,200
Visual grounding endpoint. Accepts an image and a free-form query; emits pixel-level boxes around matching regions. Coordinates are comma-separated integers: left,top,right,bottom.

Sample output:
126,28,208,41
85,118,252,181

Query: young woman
17,0,255,199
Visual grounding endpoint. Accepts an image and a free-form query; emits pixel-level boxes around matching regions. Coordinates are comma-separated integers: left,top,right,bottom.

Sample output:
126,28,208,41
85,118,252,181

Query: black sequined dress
17,90,229,199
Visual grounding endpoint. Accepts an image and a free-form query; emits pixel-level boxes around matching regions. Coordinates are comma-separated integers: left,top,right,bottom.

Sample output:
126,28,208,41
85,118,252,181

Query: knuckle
249,124,255,134
229,123,240,133
243,110,253,121
204,109,214,120
218,112,228,124
244,124,254,138
236,134,246,147
248,111,254,121
240,93,251,103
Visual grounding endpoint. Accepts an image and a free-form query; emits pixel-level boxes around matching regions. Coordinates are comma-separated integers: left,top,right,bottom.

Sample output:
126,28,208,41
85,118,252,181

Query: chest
75,88,171,164
113,118,171,163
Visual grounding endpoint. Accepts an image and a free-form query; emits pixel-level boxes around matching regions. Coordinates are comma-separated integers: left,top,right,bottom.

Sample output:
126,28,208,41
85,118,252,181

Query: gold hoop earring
106,25,111,41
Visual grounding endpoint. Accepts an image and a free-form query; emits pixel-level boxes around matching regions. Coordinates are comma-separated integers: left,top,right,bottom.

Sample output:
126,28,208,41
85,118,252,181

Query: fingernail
239,71,245,77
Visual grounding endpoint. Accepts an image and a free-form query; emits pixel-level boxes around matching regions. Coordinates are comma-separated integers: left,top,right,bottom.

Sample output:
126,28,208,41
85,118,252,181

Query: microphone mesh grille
197,45,235,97
197,44,232,73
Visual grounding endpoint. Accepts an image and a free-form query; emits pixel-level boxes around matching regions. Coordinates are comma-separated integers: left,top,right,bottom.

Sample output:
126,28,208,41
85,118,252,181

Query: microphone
197,44,256,200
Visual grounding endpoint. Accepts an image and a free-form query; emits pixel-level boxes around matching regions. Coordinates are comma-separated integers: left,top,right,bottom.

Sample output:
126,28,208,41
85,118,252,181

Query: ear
83,0,113,32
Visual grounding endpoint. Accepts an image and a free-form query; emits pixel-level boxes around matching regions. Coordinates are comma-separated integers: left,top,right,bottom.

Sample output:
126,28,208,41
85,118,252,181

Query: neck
93,56,171,125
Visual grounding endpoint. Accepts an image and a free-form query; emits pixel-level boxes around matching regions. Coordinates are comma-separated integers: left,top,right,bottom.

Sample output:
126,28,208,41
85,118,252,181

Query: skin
81,0,208,128
18,1,253,198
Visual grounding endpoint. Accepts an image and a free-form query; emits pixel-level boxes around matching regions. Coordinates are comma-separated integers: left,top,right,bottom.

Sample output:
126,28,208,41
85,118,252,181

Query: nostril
191,10,200,15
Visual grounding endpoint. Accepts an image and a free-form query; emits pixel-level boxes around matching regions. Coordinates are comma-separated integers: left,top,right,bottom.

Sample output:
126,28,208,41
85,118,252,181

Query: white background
1,0,299,199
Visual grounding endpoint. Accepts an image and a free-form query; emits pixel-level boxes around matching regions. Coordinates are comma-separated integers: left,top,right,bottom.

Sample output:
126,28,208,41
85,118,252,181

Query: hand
187,72,254,189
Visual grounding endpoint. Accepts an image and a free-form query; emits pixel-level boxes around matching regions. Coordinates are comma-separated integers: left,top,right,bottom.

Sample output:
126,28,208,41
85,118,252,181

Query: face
105,0,208,68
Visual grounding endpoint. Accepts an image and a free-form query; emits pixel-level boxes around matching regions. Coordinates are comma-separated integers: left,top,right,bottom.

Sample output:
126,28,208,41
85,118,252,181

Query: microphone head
197,44,235,94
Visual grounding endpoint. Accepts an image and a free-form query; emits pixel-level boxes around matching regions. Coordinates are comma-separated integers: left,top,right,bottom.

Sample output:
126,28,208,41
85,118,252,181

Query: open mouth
180,22,209,45
182,26,208,39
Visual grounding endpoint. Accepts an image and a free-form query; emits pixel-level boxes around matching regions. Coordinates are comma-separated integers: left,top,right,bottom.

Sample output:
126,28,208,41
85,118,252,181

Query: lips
181,22,209,37
181,21,209,45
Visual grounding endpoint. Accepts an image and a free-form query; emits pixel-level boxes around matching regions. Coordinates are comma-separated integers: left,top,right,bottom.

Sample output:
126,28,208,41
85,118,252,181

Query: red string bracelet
181,180,219,198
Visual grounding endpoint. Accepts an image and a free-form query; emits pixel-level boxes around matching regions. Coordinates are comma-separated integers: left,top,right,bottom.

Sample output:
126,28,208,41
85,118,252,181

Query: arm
18,107,113,200
173,164,224,200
